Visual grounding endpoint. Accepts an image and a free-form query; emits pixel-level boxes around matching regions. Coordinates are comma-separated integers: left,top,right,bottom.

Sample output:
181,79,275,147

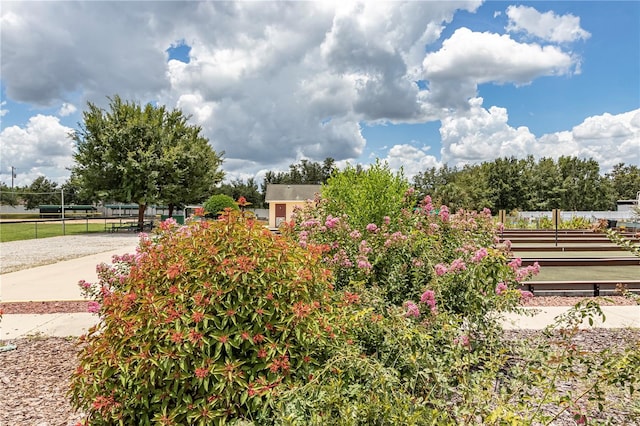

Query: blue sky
1,1,638,186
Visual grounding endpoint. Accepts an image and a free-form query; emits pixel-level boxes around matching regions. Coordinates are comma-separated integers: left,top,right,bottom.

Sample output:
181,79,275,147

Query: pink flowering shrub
285,191,534,325
284,194,433,305
70,210,342,424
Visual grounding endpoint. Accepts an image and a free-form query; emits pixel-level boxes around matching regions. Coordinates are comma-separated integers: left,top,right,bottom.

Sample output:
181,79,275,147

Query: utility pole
10,166,16,189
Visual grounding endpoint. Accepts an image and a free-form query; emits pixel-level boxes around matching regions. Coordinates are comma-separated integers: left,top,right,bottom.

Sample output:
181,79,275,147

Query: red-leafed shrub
70,211,338,425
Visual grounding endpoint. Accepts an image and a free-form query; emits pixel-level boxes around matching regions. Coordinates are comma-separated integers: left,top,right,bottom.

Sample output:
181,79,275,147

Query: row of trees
213,156,638,212
413,157,639,212
3,156,638,215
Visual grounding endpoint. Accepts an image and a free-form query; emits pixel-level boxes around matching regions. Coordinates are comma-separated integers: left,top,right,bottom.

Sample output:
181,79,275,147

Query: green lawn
0,222,109,242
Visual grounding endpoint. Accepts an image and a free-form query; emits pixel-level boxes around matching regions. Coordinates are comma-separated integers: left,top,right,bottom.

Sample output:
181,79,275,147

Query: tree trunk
168,203,174,217
137,204,146,232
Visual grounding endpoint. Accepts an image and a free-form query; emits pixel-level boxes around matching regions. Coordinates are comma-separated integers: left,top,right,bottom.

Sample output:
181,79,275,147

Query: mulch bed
0,301,89,315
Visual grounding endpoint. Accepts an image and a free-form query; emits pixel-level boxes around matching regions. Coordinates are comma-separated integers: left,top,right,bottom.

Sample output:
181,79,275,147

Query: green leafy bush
203,194,239,218
560,215,592,229
321,159,412,231
70,211,340,424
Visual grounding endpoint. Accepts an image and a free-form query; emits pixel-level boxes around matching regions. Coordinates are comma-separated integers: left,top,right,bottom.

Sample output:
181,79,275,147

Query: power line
0,190,62,196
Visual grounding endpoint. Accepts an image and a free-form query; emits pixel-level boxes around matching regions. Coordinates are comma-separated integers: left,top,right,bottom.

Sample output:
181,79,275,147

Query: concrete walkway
1,244,139,302
501,306,640,330
1,245,638,340
1,245,137,340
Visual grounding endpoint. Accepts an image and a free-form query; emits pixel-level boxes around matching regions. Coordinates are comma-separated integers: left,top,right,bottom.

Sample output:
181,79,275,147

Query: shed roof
265,184,321,202
38,205,97,210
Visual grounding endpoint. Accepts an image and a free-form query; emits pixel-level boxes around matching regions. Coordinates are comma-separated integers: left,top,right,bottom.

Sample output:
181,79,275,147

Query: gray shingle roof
265,184,321,202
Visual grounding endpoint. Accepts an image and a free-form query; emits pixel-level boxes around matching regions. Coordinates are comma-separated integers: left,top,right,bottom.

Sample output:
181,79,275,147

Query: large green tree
61,173,95,206
23,176,60,210
526,157,564,210
558,156,611,211
606,163,640,201
71,96,223,229
156,116,224,216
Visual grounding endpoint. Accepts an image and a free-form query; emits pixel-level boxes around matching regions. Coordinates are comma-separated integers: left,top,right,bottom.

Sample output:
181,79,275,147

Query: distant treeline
2,156,638,213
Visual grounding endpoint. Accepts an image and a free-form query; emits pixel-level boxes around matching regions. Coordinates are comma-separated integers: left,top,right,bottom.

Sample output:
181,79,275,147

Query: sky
1,1,639,188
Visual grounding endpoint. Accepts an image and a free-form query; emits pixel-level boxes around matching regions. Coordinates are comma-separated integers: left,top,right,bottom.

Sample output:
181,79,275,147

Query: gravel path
0,234,140,274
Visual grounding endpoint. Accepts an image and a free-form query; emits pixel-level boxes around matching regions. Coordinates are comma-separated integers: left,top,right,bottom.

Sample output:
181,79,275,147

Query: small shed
264,184,321,228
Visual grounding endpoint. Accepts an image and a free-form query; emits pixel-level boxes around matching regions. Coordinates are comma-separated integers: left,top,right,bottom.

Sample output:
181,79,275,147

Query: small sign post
552,209,560,247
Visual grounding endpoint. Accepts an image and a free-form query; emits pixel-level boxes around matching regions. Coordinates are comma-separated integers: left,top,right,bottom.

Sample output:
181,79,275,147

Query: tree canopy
71,96,223,228
213,178,263,208
412,156,626,213
22,176,60,210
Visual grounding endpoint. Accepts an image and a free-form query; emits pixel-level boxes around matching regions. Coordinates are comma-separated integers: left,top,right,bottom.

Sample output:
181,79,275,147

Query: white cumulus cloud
423,28,577,109
58,102,77,117
439,98,639,171
383,144,441,179
506,5,591,43
0,115,74,185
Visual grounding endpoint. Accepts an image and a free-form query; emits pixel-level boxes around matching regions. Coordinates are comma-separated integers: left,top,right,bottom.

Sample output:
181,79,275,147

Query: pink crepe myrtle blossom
471,248,488,263
365,223,378,232
422,195,434,214
496,222,505,233
508,257,522,271
439,205,450,222
358,240,372,255
420,290,437,314
301,219,320,228
356,257,372,271
454,334,470,348
383,216,391,225
519,289,534,302
159,217,177,231
495,282,508,295
384,231,407,247
404,301,420,318
349,230,362,239
515,262,541,282
434,263,448,276
325,215,340,229
449,258,467,272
